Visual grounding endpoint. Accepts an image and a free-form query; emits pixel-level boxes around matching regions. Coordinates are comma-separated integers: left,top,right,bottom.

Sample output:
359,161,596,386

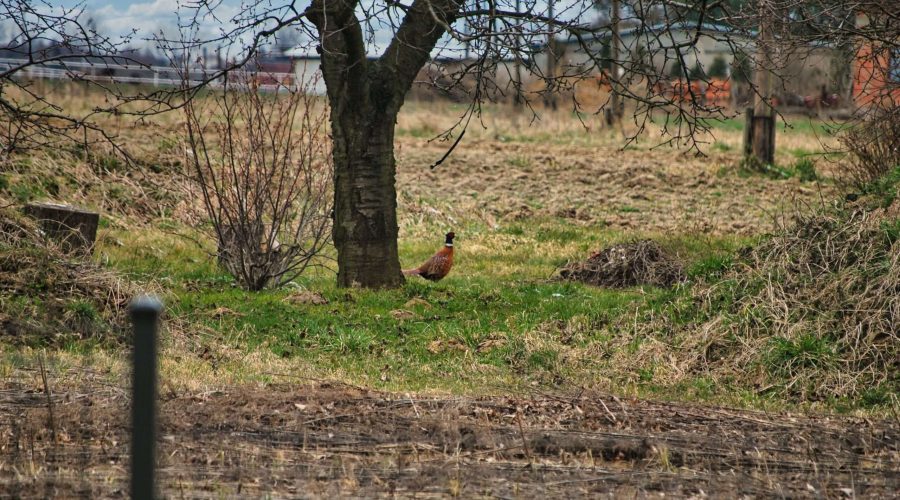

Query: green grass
792,158,819,182
0,100,885,414
397,123,440,139
701,116,837,136
766,334,837,374
860,166,900,208
87,218,752,396
728,156,821,182
506,155,533,169
5,195,892,413
171,275,637,391
788,147,815,158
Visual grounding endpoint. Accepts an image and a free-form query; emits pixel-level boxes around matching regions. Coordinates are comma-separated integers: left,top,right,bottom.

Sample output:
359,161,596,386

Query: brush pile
558,239,685,288
0,208,138,345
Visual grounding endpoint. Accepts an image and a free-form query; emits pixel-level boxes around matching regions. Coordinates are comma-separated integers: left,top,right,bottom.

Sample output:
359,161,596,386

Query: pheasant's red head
445,232,455,246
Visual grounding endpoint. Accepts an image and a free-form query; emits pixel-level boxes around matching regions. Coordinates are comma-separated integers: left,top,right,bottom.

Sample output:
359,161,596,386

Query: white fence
0,57,297,92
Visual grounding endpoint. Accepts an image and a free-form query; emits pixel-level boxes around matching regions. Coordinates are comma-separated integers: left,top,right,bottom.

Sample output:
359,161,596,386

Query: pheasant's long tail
402,268,421,276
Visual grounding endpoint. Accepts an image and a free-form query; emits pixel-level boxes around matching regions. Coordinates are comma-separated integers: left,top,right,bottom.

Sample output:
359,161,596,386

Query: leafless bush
839,108,900,190
183,73,332,291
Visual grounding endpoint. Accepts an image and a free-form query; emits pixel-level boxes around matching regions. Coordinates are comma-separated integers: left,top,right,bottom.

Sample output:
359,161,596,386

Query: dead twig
38,353,56,444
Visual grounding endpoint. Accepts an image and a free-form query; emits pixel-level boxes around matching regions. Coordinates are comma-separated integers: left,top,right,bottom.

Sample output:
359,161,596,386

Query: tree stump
23,202,99,254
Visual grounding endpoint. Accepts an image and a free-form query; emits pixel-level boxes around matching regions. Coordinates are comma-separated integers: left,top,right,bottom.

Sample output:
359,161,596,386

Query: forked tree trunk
330,106,403,288
307,0,461,288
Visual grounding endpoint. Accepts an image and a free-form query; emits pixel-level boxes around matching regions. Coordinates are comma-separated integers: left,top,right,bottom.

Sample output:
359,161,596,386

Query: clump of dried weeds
630,204,899,404
0,207,140,345
557,239,685,288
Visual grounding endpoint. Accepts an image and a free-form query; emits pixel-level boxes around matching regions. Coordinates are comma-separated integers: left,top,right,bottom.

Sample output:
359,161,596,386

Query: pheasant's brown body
404,232,455,281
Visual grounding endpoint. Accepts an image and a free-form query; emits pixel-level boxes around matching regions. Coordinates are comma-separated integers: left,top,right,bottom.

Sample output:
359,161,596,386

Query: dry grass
2,85,881,408
610,204,900,404
0,207,142,346
837,109,900,190
2,86,899,497
557,239,685,288
2,372,897,498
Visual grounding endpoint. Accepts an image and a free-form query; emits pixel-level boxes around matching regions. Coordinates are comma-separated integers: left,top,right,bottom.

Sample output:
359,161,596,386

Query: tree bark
330,100,404,288
544,0,558,110
609,0,621,121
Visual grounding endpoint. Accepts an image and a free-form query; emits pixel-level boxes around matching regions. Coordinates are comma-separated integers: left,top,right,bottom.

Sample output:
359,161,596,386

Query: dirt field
2,374,897,498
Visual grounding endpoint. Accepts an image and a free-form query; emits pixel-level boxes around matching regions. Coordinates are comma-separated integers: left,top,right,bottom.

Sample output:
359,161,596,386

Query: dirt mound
557,239,685,288
0,208,140,345
702,209,899,400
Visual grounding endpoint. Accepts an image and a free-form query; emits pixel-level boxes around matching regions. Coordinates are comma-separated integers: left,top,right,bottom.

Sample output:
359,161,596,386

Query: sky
36,1,593,56
84,0,181,36
68,0,437,54
82,0,240,43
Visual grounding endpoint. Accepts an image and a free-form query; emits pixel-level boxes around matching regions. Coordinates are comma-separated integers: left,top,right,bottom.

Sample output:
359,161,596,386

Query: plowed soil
2,377,897,498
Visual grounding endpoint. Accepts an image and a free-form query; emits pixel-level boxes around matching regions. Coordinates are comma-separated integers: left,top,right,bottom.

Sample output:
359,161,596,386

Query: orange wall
852,15,900,107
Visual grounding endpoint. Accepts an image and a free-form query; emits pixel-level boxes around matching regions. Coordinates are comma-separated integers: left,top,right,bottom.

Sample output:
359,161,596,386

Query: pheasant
403,232,455,281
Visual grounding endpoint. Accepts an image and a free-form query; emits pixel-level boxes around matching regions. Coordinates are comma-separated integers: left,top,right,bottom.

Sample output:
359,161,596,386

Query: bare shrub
183,74,332,291
839,108,900,191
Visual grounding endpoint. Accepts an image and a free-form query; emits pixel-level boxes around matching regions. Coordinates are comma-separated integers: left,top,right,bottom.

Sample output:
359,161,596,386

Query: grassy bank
4,92,895,415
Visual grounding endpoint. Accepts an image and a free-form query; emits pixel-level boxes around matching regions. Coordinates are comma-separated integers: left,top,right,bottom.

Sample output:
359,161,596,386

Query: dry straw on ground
2,376,897,498
623,205,899,402
557,239,685,288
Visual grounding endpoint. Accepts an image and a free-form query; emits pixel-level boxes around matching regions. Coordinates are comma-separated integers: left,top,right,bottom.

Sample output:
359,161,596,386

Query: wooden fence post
749,0,776,164
130,295,163,500
743,107,754,157
752,114,776,165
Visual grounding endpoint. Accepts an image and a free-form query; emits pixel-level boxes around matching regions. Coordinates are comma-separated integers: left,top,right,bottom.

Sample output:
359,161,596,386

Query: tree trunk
609,0,621,122
330,104,404,288
307,0,461,288
749,0,776,164
544,0,558,110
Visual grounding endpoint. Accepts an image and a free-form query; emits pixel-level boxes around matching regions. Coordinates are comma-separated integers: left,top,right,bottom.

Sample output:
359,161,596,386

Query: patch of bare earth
1,377,897,498
397,139,830,234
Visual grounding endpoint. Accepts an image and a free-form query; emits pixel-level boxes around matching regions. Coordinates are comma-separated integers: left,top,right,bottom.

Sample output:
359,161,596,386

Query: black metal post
130,295,163,500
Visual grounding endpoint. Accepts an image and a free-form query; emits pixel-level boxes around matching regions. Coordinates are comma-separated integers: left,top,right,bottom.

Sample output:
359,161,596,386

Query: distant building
283,47,326,95
285,46,533,101
852,12,900,107
550,21,846,108
554,22,752,79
